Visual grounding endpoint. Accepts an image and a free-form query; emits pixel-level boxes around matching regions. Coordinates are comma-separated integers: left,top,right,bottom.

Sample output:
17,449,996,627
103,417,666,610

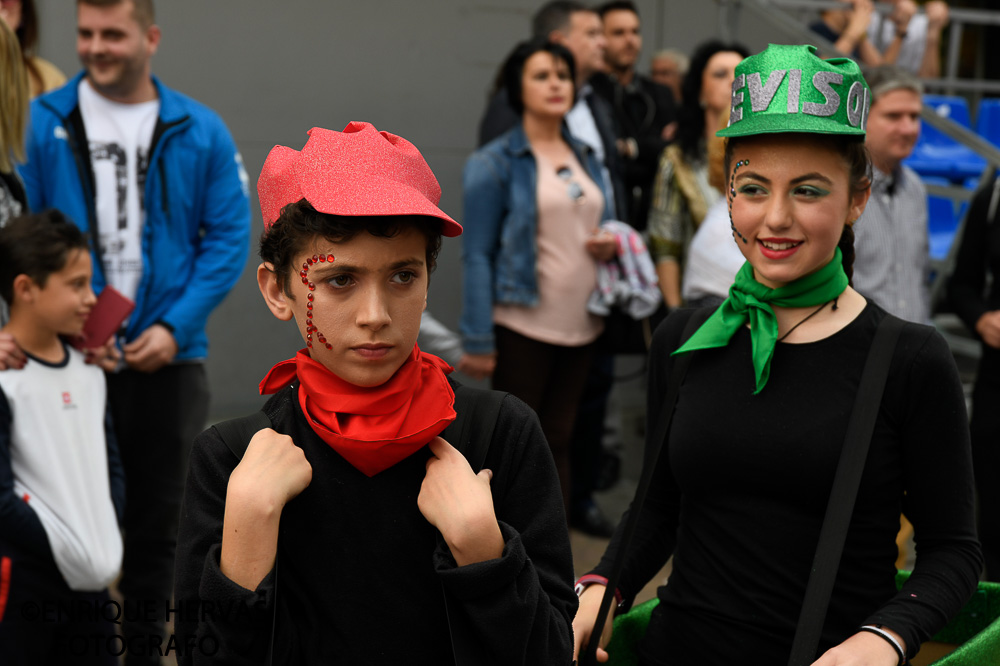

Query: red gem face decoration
300,251,335,356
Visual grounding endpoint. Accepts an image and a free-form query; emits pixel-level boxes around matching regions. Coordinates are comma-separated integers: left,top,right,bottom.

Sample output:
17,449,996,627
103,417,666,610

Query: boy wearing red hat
173,123,577,665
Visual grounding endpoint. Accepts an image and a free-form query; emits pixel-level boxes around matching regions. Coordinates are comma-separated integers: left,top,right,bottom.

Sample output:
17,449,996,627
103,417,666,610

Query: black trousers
570,352,614,510
107,363,209,665
0,545,118,666
971,350,1000,581
492,325,595,513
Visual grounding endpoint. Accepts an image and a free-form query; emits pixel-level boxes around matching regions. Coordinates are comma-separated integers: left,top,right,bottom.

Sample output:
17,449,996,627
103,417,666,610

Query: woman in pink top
461,38,616,512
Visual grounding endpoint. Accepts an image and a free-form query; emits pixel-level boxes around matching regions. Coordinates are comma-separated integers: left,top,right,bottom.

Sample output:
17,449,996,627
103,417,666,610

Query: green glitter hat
717,44,870,139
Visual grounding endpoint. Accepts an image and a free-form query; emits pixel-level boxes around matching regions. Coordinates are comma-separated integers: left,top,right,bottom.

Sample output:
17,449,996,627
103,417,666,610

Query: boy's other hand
0,332,26,370
230,428,313,511
84,335,121,372
418,436,504,566
123,324,178,372
221,428,312,590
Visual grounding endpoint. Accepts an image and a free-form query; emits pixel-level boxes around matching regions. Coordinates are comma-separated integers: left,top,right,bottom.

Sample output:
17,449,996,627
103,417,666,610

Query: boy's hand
221,428,312,590
0,332,26,370
123,324,178,372
229,428,313,511
418,437,504,566
84,335,121,372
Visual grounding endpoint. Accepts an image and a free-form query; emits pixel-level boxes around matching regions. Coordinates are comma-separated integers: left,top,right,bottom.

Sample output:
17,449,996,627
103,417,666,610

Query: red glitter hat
258,121,462,236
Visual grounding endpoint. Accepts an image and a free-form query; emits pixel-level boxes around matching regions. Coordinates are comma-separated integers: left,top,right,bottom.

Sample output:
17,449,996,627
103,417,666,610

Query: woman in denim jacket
460,38,615,512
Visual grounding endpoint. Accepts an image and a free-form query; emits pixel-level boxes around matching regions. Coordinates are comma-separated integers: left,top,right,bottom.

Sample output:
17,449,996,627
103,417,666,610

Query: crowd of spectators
0,0,997,664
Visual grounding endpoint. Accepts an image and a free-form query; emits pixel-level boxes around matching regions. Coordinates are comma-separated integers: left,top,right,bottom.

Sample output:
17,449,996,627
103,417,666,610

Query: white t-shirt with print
78,79,159,304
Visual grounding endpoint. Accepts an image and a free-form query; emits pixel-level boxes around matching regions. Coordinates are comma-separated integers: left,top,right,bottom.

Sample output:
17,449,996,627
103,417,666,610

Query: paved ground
569,354,670,606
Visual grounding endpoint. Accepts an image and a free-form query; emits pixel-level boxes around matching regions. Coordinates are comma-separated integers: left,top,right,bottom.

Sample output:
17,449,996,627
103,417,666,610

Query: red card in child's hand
71,286,135,350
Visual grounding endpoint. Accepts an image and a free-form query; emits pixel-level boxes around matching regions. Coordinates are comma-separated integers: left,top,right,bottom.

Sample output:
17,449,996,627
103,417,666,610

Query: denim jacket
460,123,614,354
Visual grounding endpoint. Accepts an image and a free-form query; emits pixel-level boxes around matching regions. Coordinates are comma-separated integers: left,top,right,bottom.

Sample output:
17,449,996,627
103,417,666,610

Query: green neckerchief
673,248,848,394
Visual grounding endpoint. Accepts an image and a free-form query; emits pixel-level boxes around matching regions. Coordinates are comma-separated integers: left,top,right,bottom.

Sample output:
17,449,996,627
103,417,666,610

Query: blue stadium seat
905,95,986,181
923,176,960,262
976,98,1000,148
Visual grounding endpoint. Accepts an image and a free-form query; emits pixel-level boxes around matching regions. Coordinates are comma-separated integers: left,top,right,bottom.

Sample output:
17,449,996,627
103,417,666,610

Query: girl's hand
809,628,904,666
572,584,615,663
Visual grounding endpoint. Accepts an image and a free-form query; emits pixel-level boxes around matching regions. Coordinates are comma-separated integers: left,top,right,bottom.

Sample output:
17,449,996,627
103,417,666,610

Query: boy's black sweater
174,380,577,665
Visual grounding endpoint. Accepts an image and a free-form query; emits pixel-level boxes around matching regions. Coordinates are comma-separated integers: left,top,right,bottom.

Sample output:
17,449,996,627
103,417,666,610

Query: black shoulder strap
441,385,508,472
581,306,713,666
787,314,906,665
440,384,509,666
211,410,273,460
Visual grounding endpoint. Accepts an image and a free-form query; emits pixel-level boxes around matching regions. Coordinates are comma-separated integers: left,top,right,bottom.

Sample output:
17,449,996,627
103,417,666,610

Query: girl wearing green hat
573,44,981,666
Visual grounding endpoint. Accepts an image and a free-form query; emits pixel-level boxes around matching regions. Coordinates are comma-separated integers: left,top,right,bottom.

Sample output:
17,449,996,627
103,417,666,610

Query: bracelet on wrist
859,624,906,665
574,574,624,607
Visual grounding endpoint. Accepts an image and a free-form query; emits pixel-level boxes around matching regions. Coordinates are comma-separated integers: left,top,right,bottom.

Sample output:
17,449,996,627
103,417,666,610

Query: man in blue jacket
17,1,250,662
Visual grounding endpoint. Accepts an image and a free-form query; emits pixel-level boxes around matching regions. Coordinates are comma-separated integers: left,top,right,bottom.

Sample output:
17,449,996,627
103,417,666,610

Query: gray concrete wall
32,1,797,419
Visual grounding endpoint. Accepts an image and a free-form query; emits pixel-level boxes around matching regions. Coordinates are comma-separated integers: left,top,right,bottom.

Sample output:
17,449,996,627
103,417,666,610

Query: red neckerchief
259,345,457,477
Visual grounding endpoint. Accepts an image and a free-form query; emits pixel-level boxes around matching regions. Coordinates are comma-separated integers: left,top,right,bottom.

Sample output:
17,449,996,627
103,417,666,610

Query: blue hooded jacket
18,73,251,360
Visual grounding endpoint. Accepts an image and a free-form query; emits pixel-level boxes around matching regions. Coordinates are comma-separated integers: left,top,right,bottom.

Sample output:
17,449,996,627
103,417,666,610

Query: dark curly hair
723,134,871,283
259,199,443,297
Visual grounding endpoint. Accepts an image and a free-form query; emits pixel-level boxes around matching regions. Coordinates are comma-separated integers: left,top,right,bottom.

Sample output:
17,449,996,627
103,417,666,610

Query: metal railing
720,1,1000,91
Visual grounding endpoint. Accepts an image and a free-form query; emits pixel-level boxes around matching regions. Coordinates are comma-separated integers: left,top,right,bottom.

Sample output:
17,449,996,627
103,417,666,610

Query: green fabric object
717,44,871,139
605,574,1000,666
672,248,848,394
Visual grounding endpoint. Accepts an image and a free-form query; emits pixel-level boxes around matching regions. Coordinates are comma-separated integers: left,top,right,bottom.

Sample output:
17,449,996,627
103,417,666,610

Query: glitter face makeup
729,159,750,244
301,253,337,350
283,229,428,388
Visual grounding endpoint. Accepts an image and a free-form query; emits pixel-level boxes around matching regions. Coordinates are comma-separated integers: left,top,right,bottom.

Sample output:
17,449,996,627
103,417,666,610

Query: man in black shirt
590,0,677,231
